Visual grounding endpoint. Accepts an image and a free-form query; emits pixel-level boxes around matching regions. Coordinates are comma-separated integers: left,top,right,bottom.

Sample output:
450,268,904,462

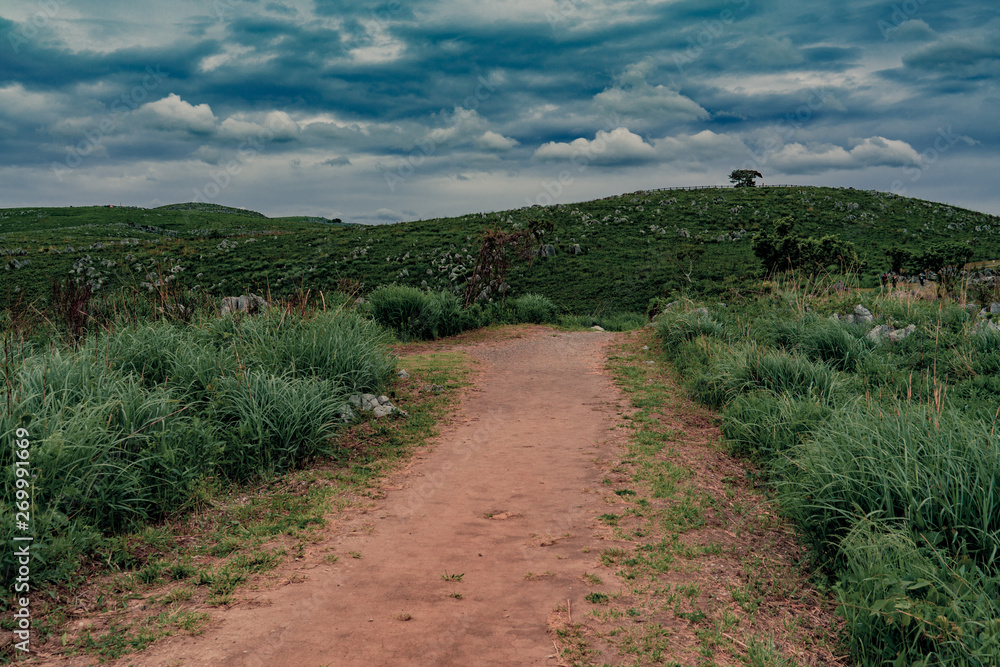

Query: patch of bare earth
30,325,843,666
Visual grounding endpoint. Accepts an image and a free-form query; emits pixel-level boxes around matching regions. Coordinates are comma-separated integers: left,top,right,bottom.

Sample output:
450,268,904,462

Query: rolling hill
2,186,998,314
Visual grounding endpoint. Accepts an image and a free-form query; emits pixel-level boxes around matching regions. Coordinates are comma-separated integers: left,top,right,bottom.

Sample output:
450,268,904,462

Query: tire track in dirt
120,329,625,666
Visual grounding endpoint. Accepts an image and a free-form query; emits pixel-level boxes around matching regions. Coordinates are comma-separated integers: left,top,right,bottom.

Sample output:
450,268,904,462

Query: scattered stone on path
397,369,410,379
424,384,444,394
642,345,650,351
348,392,407,418
590,325,606,332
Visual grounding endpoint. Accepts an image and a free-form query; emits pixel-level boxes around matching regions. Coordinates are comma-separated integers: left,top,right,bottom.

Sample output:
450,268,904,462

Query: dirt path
124,329,626,666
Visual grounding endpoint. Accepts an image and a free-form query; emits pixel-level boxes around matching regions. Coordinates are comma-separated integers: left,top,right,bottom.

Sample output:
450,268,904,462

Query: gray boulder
853,304,874,323
591,325,606,332
220,294,268,315
372,405,396,418
347,392,407,418
397,369,410,379
973,320,1000,334
867,323,916,344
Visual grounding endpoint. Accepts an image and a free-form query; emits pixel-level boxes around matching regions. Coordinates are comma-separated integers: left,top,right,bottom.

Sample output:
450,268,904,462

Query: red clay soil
101,329,628,666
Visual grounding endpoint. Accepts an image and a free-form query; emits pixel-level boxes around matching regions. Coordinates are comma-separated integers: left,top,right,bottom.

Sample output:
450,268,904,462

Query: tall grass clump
781,405,1000,567
0,306,394,586
732,348,843,400
721,391,834,463
512,293,557,324
232,309,395,391
365,284,472,340
366,284,431,339
798,318,873,372
655,309,730,354
836,519,1000,665
211,370,349,481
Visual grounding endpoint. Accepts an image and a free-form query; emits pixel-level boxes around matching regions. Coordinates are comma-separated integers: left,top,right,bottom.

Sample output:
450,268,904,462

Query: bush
366,284,468,340
512,293,557,324
366,284,430,339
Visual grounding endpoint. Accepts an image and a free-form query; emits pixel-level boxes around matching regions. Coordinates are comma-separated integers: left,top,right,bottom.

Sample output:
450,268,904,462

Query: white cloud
594,63,708,123
884,19,936,42
768,136,922,173
218,111,300,141
476,131,519,151
136,94,216,134
425,107,489,145
653,130,747,161
534,127,657,164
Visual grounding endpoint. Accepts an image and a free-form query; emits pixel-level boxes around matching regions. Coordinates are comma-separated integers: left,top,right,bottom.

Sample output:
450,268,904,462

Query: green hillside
2,186,998,313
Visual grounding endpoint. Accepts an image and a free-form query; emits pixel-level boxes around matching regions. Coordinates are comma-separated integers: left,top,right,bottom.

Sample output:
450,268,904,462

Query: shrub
366,284,429,339
512,293,557,324
366,284,468,340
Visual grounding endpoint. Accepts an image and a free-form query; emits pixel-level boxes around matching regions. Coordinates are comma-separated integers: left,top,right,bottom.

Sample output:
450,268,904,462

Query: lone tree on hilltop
729,169,762,187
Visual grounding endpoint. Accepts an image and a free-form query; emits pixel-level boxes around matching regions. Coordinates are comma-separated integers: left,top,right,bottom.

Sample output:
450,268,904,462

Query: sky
0,0,997,224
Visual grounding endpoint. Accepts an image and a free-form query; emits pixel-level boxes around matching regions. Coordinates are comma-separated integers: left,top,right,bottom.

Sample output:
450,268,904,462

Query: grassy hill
2,186,998,314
